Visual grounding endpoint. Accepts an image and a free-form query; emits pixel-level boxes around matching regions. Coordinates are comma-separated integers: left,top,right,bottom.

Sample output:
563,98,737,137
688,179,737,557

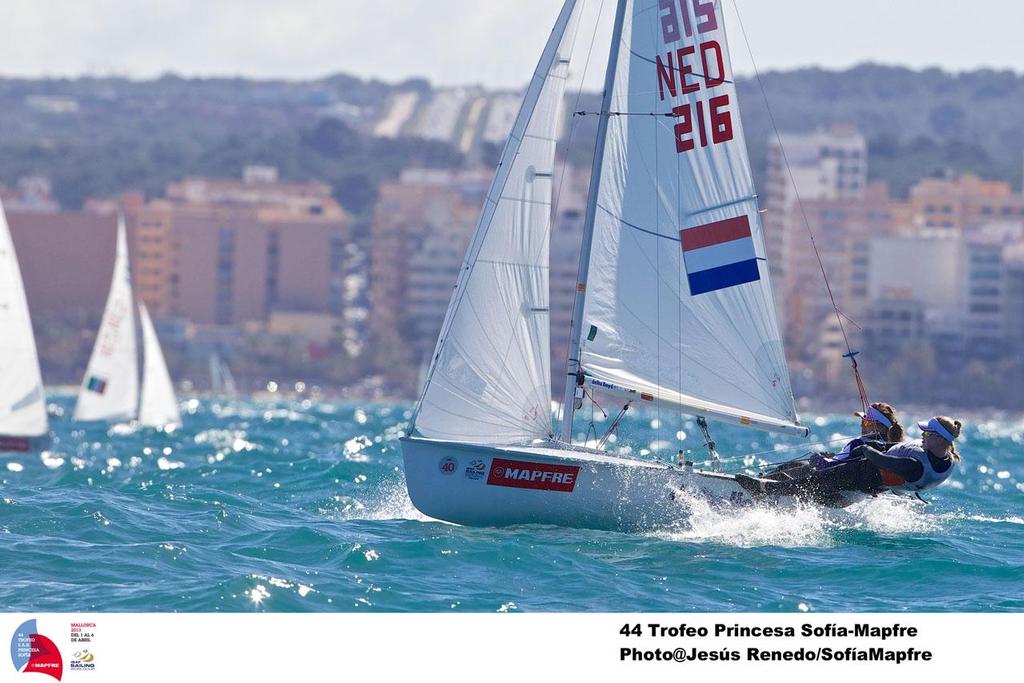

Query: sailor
853,416,962,494
835,402,904,459
807,402,903,472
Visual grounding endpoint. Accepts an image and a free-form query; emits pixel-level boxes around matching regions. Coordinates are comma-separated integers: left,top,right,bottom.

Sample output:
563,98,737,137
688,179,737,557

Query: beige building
368,168,490,346
909,175,1024,237
131,167,351,326
5,210,117,316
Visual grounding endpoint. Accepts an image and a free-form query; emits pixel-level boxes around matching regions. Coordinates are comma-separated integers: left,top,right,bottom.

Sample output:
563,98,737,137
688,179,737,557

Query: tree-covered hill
1,64,1021,216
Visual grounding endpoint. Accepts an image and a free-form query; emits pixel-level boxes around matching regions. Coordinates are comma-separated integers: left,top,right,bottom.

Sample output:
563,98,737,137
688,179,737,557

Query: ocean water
2,395,1022,613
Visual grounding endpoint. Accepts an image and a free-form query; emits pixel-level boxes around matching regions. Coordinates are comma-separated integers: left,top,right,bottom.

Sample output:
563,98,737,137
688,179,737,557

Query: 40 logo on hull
486,458,580,493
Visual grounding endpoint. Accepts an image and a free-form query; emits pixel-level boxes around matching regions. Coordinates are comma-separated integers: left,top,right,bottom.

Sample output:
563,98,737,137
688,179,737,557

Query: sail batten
412,0,583,445
575,0,804,435
0,200,48,438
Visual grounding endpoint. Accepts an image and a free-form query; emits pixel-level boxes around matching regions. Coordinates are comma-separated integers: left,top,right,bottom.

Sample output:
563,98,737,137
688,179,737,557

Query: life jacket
878,441,956,493
836,434,888,460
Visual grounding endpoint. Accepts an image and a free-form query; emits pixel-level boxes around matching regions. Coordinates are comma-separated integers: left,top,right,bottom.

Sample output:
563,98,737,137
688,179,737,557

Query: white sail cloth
74,216,139,422
138,302,182,429
579,0,804,435
413,0,582,445
0,200,48,437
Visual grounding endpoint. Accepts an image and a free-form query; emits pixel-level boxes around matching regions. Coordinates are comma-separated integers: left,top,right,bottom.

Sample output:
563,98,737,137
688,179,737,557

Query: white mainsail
412,0,583,445
138,302,182,428
0,200,48,438
74,216,139,422
572,0,805,436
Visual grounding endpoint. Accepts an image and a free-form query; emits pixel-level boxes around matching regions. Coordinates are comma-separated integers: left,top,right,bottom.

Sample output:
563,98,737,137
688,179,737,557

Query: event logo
438,456,458,475
464,459,486,480
486,458,580,492
69,649,96,672
10,619,63,681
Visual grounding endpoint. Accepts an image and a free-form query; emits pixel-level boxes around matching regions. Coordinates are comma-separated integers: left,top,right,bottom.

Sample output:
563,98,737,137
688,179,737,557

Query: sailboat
208,352,238,398
0,199,49,452
401,0,818,530
74,215,181,429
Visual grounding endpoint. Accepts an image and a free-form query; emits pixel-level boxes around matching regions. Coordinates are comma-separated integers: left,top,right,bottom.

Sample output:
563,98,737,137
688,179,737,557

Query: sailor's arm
853,445,924,482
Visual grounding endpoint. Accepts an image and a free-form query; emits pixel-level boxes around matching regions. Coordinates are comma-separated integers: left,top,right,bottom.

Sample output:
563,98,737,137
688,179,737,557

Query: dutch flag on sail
680,215,761,295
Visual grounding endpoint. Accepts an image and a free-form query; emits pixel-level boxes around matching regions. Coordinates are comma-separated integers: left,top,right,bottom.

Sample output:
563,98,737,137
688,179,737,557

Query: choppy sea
2,395,1022,612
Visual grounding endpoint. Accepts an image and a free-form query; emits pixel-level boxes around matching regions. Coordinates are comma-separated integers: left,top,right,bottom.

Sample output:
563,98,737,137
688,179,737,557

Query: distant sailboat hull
0,434,51,454
401,436,761,531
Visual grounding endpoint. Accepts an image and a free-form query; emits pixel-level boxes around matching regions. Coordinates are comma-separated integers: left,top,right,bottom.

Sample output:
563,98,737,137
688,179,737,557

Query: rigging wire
732,0,870,413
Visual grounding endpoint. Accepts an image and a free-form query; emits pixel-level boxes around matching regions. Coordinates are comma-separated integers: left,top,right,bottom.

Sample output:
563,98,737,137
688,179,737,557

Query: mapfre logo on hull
486,458,580,493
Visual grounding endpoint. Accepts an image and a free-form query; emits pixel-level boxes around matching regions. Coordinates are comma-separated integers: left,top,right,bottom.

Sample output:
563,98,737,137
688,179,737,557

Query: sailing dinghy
401,0,836,530
0,199,49,452
74,216,181,429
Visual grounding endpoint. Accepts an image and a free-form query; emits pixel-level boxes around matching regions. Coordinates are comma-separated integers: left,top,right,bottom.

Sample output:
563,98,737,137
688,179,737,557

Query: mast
559,0,628,443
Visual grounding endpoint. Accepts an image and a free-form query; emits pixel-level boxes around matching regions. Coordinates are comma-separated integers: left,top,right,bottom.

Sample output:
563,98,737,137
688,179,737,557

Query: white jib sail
74,216,139,422
412,0,583,445
0,200,48,437
139,302,181,428
578,0,804,435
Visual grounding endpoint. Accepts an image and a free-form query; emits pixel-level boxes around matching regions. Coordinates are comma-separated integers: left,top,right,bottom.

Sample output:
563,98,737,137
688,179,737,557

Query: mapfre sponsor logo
486,458,580,492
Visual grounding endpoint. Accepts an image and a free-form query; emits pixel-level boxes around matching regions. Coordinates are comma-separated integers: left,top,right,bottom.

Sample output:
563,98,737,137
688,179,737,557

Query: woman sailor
853,416,962,494
836,402,904,459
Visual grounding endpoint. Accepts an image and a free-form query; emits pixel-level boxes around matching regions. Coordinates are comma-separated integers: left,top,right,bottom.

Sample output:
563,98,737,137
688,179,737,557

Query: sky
2,1,1023,87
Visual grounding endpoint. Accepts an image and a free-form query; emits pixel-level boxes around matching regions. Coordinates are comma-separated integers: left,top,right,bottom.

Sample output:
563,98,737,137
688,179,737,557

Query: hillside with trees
1,65,1022,218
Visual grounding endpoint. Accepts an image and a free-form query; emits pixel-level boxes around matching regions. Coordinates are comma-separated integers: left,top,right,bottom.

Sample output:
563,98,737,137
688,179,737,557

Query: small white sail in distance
74,215,139,422
209,353,238,398
138,302,182,429
0,199,48,438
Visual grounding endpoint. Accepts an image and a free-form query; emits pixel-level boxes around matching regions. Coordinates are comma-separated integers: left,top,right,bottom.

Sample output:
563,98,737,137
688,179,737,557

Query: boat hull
0,434,51,453
400,436,756,531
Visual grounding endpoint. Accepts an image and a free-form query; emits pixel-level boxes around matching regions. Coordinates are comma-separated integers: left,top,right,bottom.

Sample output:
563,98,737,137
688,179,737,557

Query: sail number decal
486,458,580,493
656,0,734,154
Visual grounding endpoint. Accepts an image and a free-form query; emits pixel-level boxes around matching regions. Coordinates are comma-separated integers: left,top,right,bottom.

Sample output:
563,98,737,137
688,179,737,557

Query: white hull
401,436,757,531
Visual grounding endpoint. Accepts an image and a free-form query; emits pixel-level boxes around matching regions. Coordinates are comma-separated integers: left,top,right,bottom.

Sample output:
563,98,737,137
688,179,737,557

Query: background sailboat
208,352,238,398
74,215,181,428
0,199,48,451
74,215,139,423
401,0,809,530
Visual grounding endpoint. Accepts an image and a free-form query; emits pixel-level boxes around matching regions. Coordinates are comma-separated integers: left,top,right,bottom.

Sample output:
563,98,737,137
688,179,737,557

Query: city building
369,164,588,393
368,168,490,350
131,167,352,326
857,233,1019,360
0,176,60,213
774,182,906,362
5,210,117,316
909,175,1024,238
763,125,868,294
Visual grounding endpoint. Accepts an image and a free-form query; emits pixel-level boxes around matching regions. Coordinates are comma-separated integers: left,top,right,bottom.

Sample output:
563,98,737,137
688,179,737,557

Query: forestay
139,302,182,429
0,200,48,437
74,216,139,422
413,0,582,444
578,0,805,435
